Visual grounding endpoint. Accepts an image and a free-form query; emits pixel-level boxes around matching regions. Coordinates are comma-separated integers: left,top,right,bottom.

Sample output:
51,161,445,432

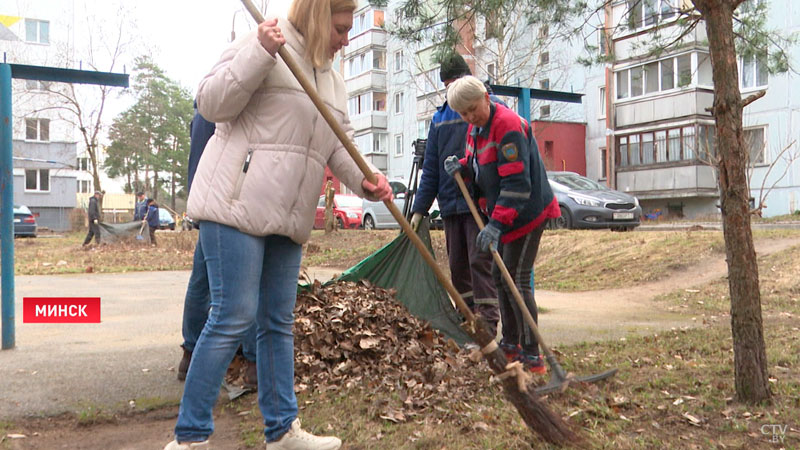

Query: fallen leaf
682,412,702,425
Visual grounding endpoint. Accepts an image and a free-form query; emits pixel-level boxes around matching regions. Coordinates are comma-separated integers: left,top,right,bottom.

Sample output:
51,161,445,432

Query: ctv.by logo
761,424,787,444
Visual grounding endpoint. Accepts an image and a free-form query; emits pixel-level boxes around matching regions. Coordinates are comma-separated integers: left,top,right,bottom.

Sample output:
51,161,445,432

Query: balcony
616,163,718,200
363,153,387,172
350,112,388,131
615,89,714,129
345,71,387,95
342,29,387,55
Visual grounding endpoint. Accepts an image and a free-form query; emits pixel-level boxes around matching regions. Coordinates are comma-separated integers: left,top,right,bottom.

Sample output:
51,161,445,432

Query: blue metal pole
1,63,15,349
520,88,531,122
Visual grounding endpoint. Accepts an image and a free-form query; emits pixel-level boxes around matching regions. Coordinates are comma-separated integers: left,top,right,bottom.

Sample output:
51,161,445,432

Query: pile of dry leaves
293,280,489,421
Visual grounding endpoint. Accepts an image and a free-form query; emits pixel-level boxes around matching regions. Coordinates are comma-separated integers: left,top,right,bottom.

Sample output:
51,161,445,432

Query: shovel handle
239,0,475,322
452,172,556,359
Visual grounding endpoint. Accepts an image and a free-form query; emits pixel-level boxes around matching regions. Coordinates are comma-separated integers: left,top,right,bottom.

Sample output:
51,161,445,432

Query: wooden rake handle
452,172,556,359
239,0,475,323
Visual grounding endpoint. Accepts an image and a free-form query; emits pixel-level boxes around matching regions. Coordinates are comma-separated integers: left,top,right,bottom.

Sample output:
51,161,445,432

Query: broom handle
453,172,555,359
240,0,476,323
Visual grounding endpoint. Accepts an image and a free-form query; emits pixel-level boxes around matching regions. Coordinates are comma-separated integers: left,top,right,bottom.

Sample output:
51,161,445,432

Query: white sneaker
163,439,209,450
266,418,341,450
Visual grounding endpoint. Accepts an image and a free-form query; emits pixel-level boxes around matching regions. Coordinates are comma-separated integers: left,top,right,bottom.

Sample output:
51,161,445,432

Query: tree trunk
693,0,771,404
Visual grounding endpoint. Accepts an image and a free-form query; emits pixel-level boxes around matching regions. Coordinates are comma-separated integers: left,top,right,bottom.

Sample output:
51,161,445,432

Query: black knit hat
439,53,471,82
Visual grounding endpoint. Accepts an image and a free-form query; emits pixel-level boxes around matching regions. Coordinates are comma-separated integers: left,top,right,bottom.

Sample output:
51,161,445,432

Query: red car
314,194,363,229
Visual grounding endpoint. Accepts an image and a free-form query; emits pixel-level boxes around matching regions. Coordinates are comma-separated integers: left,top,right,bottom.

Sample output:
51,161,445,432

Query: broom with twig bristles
236,0,579,444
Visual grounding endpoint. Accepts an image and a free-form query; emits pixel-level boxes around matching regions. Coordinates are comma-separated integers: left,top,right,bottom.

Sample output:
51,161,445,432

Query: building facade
589,0,800,218
1,2,78,231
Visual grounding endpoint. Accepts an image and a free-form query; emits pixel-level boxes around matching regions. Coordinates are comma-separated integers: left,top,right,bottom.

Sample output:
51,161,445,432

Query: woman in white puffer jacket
165,1,391,449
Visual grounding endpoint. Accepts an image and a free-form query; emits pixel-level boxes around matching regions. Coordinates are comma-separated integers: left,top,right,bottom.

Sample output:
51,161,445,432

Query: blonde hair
288,0,356,68
447,75,488,113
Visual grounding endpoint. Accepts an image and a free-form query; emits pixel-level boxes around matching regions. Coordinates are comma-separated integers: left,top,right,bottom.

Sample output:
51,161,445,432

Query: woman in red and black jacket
444,76,560,374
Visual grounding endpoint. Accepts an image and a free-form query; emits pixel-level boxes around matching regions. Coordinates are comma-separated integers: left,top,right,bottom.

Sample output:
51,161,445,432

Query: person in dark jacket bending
409,53,500,337
144,199,160,246
82,191,103,246
444,76,560,374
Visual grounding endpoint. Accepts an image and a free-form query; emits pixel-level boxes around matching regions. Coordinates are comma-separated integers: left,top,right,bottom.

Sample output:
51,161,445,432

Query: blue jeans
175,222,302,442
181,238,256,361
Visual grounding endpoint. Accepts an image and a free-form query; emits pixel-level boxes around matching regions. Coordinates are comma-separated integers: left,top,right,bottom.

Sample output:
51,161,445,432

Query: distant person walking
144,199,159,246
82,191,103,247
134,191,149,221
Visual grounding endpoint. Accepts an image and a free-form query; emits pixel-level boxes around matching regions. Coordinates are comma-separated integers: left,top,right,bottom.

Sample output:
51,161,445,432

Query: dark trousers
443,213,499,334
82,221,101,246
494,224,545,355
149,226,157,246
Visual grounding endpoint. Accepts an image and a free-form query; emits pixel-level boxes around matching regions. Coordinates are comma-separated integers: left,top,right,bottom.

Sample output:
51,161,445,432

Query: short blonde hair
447,75,487,113
289,0,356,68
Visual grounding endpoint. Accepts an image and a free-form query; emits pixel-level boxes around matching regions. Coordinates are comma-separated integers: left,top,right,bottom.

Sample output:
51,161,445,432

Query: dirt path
536,237,800,346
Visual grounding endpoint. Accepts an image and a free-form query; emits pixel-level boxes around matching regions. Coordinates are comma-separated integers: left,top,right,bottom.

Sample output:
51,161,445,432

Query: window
677,54,692,87
487,63,496,82
25,118,50,141
25,169,50,192
630,66,643,97
373,133,388,153
348,93,371,116
617,125,703,167
78,157,90,171
373,92,386,112
616,53,694,99
744,127,765,164
539,105,550,118
417,119,431,139
394,134,403,156
741,54,768,89
25,80,49,91
698,125,716,161
348,11,373,38
539,79,550,90
25,19,50,44
617,69,629,99
600,148,608,179
599,87,606,117
539,52,549,65
655,130,667,162
644,62,659,94
627,0,678,30
394,92,404,114
661,58,675,90
373,50,386,70
394,50,403,72
77,179,92,194
641,132,655,164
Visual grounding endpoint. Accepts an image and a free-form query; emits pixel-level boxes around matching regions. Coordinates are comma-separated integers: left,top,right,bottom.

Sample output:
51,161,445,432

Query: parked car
547,171,641,231
158,208,176,230
314,194,363,229
13,205,37,237
361,181,442,230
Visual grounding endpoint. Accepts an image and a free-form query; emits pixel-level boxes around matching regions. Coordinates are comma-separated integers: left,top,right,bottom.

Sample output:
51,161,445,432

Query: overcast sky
125,0,291,94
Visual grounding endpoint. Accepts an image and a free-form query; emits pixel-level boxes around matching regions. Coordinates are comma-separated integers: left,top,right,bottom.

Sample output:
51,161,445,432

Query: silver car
547,171,642,231
361,181,440,230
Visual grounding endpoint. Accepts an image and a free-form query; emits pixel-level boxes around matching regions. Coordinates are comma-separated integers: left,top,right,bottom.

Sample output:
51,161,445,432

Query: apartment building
592,0,800,218
1,2,78,231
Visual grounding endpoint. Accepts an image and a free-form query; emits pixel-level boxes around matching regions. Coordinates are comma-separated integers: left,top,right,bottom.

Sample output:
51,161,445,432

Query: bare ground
2,236,799,449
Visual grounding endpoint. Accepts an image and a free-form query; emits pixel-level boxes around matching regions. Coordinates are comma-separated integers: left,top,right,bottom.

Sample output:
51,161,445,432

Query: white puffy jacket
187,18,377,244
